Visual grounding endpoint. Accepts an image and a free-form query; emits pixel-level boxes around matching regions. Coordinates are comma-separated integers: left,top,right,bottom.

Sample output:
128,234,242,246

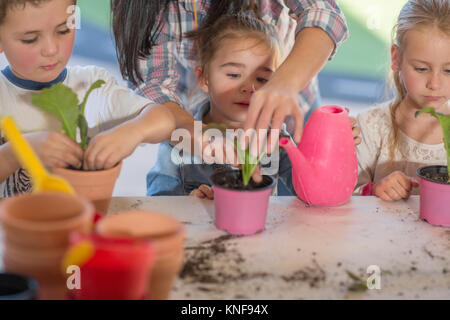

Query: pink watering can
280,105,358,206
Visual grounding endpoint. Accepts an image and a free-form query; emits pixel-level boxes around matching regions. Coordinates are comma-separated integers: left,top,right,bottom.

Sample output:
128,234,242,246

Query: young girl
355,0,450,201
146,13,296,197
0,0,175,197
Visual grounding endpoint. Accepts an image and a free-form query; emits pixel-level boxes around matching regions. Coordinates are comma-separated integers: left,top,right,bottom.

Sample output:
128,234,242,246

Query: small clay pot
0,193,94,300
96,211,185,300
53,162,122,214
0,273,39,300
0,193,94,248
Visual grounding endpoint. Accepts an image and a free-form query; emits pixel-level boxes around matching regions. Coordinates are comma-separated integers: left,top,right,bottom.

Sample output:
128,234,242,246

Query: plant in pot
415,107,450,226
31,81,122,214
209,128,275,236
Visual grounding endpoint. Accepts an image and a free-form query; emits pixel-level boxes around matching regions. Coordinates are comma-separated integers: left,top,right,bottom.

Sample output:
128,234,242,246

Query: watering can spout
279,137,313,183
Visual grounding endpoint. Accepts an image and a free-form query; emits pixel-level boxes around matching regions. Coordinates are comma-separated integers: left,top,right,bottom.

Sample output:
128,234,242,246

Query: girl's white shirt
355,102,446,195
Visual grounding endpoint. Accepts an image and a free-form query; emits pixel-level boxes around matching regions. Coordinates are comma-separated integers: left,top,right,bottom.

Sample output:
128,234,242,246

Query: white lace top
354,103,446,195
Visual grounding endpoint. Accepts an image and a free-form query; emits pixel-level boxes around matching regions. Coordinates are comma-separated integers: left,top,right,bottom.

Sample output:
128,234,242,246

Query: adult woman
111,0,349,146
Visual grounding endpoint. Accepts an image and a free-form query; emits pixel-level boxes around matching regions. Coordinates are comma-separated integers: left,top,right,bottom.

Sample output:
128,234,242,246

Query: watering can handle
0,117,47,181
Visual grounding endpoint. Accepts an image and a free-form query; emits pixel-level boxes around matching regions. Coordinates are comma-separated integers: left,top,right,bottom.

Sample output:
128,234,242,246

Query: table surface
1,196,450,300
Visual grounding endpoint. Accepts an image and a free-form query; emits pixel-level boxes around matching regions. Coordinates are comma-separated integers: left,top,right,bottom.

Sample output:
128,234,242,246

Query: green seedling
32,80,105,150
415,107,450,183
203,123,266,186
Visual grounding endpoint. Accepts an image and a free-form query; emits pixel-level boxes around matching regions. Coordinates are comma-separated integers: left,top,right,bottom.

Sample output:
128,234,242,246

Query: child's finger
198,185,214,200
251,166,263,184
190,189,205,199
387,185,404,200
392,180,409,198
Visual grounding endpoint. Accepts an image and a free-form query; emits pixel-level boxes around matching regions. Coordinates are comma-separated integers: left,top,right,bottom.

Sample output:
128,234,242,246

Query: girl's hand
374,171,419,201
350,117,362,146
25,131,83,169
190,184,214,200
83,124,142,171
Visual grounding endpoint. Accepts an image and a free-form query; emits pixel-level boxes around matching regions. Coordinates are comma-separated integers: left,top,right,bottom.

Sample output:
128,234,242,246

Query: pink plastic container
68,233,154,300
417,166,450,227
211,170,275,235
280,105,358,207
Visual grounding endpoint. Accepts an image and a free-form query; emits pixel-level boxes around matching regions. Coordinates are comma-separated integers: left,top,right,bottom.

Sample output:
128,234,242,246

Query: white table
2,196,450,299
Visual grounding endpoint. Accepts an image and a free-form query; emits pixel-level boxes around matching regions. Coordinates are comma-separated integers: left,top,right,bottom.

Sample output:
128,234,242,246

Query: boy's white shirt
354,102,446,195
0,65,151,194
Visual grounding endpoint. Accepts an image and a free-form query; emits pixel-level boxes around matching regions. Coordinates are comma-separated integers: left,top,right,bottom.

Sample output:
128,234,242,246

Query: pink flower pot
417,166,450,227
211,170,275,236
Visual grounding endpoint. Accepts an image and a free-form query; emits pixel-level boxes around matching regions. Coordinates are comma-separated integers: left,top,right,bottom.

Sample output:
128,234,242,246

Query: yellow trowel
0,116,75,194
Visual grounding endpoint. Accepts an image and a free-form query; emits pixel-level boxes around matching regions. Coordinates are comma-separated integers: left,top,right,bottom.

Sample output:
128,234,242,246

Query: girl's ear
391,44,401,72
195,66,209,93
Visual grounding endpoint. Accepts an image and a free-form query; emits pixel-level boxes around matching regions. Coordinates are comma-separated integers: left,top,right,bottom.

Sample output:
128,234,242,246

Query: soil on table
179,236,327,291
212,171,273,191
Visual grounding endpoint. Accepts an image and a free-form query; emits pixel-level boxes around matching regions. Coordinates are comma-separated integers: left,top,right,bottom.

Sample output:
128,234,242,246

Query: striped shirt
134,0,348,116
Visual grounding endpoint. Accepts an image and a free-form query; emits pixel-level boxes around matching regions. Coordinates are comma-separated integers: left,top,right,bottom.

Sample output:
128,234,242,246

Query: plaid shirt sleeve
134,3,192,108
283,0,349,59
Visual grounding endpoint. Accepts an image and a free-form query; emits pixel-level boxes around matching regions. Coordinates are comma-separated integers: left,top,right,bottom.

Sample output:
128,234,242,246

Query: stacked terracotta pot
0,193,94,299
96,211,185,300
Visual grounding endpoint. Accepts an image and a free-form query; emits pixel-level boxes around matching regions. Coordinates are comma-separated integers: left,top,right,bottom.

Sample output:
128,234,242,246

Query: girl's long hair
111,0,259,86
388,0,450,162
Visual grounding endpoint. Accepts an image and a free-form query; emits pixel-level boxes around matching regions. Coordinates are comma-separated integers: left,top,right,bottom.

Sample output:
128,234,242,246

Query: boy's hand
374,171,419,201
190,184,214,200
83,124,141,171
25,131,83,169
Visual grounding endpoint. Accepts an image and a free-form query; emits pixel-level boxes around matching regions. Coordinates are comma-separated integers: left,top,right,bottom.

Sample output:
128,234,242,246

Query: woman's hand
374,171,419,201
190,184,214,200
26,131,83,169
244,81,304,146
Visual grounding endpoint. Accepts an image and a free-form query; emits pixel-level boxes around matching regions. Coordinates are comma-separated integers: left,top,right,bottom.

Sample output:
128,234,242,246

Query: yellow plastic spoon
0,116,75,194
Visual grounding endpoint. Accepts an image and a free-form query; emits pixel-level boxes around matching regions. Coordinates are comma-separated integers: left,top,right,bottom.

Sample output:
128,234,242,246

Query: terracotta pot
0,193,94,300
0,193,94,248
417,165,450,227
96,211,185,300
211,170,275,235
53,162,122,214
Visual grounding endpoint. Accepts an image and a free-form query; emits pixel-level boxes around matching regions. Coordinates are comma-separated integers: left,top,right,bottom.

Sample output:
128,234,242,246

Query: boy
0,0,175,196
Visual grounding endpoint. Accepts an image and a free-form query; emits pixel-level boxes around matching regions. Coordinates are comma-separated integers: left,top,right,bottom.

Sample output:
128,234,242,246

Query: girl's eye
444,69,450,75
257,77,268,84
21,38,37,44
58,29,71,35
227,73,240,79
415,67,428,72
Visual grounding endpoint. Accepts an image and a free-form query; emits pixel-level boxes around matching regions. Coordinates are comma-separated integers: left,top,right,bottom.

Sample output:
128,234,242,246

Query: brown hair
185,13,283,78
111,0,261,86
0,0,76,26
388,0,450,162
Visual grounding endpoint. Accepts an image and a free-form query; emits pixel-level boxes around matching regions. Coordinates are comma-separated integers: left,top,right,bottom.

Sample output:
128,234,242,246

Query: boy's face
393,26,450,113
0,0,75,82
198,38,276,128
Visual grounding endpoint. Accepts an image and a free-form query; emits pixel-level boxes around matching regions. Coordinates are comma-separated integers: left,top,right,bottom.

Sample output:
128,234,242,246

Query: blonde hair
186,13,283,77
388,0,450,162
